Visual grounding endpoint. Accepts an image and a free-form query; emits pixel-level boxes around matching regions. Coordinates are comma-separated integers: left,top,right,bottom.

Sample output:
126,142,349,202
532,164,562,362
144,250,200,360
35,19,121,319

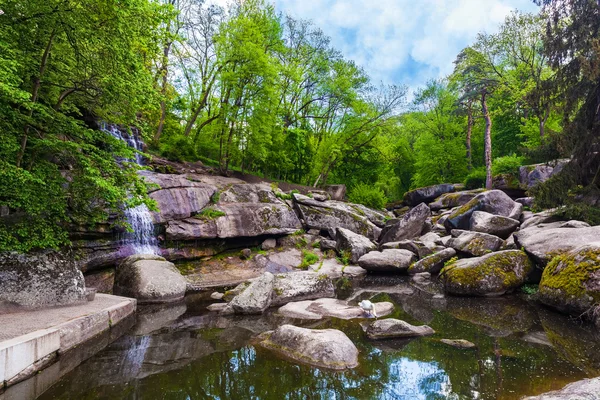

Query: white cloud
273,0,539,89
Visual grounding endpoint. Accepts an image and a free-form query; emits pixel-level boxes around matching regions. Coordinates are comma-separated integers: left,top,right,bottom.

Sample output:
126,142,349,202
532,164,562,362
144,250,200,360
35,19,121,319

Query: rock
441,250,534,297
0,251,87,309
261,238,277,250
519,159,569,189
320,239,337,251
444,190,522,231
84,268,115,294
324,184,347,201
278,298,395,320
382,239,438,258
408,248,457,275
293,193,384,240
514,226,600,267
229,272,275,314
210,292,224,300
420,232,442,245
516,197,534,207
403,184,457,206
492,173,525,198
363,319,435,339
240,248,252,260
520,210,562,229
114,254,187,304
207,303,229,312
501,234,517,250
358,249,417,273
470,211,520,239
336,227,377,264
440,339,476,349
379,203,431,244
411,272,432,285
522,378,600,400
258,325,358,370
447,231,504,256
308,258,367,278
223,281,251,302
430,189,485,211
537,243,600,317
271,272,335,307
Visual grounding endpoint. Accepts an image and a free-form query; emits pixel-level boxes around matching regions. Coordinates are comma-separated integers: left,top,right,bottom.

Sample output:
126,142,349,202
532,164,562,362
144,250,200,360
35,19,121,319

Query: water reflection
33,283,600,400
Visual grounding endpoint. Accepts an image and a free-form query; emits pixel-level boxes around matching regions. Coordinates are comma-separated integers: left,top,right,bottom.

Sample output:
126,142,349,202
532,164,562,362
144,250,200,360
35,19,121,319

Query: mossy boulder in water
538,243,600,317
441,250,533,296
408,248,457,275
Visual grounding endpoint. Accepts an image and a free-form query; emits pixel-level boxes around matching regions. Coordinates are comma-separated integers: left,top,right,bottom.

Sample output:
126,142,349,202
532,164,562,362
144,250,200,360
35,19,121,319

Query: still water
36,278,600,399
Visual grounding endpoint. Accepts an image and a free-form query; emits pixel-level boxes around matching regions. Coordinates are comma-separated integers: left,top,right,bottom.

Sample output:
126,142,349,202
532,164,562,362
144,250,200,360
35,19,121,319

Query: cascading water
101,122,159,255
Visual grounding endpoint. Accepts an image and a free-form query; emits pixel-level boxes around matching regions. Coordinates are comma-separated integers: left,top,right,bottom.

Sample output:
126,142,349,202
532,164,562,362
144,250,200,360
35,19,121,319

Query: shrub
348,183,387,209
194,207,226,220
493,154,524,176
158,135,197,162
299,250,319,269
464,168,487,189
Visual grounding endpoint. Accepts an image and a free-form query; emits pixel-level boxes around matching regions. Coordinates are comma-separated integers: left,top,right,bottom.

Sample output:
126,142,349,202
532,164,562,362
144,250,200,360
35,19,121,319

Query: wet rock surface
363,319,435,339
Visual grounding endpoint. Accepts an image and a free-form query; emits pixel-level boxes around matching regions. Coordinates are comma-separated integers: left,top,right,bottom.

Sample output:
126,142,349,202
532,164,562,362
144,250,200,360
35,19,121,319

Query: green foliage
211,191,221,204
493,155,525,176
348,183,387,210
337,250,351,266
295,236,309,249
158,135,198,162
464,168,487,189
194,207,226,220
299,250,319,269
275,190,299,201
521,284,539,295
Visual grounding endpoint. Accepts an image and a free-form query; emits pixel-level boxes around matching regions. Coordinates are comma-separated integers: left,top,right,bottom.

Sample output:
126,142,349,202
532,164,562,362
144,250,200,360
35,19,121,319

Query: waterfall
101,122,159,255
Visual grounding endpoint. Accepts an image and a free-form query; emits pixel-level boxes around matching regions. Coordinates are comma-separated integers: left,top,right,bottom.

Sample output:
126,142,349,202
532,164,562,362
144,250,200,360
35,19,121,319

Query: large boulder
114,254,187,303
293,193,384,240
519,159,569,189
363,319,435,339
0,251,87,309
522,377,600,400
470,211,520,239
258,325,359,370
382,239,443,259
229,272,275,314
277,298,395,320
379,203,431,244
271,272,335,307
514,226,600,267
403,184,457,206
537,244,600,317
447,230,504,256
444,190,522,231
408,248,457,275
336,228,377,264
430,189,485,211
441,250,533,296
358,249,417,273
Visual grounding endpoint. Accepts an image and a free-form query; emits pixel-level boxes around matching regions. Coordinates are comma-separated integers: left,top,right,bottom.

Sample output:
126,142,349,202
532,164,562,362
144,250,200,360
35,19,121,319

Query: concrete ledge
0,294,136,391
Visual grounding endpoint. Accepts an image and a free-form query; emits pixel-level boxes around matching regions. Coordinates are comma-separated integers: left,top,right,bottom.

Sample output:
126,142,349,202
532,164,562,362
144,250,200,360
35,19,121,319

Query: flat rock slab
363,319,435,340
308,258,367,279
522,377,600,399
440,339,476,349
278,298,394,320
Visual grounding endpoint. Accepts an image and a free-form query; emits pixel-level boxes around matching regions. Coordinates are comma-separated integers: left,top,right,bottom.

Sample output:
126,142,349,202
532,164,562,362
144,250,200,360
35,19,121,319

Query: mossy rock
408,248,457,275
538,243,600,317
440,250,533,296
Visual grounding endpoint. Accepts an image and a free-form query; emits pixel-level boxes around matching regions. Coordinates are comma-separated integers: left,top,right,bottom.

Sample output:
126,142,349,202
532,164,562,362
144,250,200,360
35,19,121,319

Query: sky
268,0,540,90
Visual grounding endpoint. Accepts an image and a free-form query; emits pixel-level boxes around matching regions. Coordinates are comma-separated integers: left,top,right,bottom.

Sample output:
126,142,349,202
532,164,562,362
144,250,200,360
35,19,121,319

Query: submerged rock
336,227,377,264
363,319,435,339
470,211,520,239
447,230,504,256
441,250,533,297
114,254,187,304
258,325,359,370
408,248,457,275
230,272,275,314
358,249,417,273
444,190,522,231
379,203,431,244
440,339,476,349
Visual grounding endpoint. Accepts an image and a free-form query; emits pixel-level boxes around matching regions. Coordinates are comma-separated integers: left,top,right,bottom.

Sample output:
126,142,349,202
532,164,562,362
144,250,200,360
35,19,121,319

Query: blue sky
270,0,540,90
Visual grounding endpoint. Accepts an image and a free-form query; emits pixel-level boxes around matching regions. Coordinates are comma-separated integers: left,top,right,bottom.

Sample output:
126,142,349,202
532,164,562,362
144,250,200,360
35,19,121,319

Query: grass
299,250,320,269
337,250,351,266
194,207,226,220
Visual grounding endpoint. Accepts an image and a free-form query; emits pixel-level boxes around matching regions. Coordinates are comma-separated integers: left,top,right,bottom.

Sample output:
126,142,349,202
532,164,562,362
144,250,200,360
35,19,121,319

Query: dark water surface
35,278,600,400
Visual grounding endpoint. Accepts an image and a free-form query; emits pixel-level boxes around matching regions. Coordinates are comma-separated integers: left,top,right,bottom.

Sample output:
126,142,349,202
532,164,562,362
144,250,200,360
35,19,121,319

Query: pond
36,277,600,399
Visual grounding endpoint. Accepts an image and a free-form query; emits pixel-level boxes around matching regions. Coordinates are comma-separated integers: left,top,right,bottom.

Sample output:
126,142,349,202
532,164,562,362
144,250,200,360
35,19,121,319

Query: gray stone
441,250,533,297
229,272,275,314
308,258,367,278
114,254,187,304
210,292,224,300
363,319,435,339
430,189,485,211
240,248,252,260
403,184,457,206
522,377,600,400
358,249,417,273
258,325,359,370
440,339,476,349
379,203,431,244
278,298,395,320
514,226,600,267
444,190,522,231
261,238,277,250
470,211,520,239
408,248,457,275
516,197,534,207
0,251,86,309
324,184,347,201
336,228,377,264
411,272,432,285
320,239,337,251
447,231,504,256
270,272,335,307
519,159,569,189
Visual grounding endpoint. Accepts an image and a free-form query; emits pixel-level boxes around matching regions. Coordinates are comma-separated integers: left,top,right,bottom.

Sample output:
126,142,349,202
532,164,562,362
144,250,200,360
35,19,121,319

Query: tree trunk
466,100,473,171
482,92,493,190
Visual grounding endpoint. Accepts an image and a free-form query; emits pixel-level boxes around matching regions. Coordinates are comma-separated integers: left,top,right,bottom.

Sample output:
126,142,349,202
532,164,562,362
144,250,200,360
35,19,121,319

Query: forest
0,0,599,251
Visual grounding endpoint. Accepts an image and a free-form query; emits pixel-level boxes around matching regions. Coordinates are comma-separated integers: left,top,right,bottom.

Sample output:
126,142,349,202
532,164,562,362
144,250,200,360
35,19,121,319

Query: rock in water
336,227,377,264
364,319,435,339
358,249,417,273
441,250,533,296
440,339,476,349
258,325,359,370
230,272,275,314
270,272,335,307
408,248,457,275
470,211,520,239
278,298,395,320
444,190,522,231
537,244,600,317
114,254,187,304
522,377,600,400
0,251,87,309
379,203,431,244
